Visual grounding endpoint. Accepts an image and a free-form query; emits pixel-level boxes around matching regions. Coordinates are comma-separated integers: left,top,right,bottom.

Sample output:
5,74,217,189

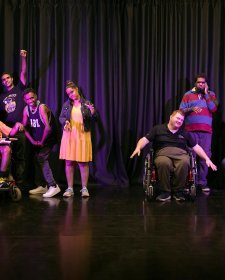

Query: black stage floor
1,185,225,280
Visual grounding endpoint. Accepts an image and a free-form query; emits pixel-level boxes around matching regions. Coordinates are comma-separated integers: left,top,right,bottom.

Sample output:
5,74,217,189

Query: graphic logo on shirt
30,119,40,127
3,94,17,113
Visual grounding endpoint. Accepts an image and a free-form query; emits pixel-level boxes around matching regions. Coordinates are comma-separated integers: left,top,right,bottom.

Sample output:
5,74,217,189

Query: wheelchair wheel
9,186,22,202
143,154,151,190
145,184,154,199
190,184,196,200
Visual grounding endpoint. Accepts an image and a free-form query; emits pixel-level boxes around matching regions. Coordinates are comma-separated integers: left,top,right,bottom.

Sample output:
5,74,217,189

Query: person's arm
179,90,203,114
38,105,52,146
9,122,23,136
130,137,149,158
22,107,36,145
203,86,218,113
192,144,217,171
20,50,27,85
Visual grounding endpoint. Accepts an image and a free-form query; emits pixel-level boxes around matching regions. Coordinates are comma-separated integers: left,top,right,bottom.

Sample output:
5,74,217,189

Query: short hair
170,109,185,117
1,72,13,79
195,73,208,83
23,87,37,96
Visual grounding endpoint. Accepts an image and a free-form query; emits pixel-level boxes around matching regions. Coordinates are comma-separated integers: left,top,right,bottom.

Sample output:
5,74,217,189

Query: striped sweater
179,88,218,133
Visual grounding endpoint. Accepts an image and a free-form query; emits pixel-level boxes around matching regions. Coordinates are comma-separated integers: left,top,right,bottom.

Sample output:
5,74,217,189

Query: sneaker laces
80,187,88,193
65,187,73,193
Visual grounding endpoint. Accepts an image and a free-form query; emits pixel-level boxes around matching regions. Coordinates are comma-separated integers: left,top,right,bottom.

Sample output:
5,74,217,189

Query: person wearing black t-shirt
0,50,27,189
130,110,217,201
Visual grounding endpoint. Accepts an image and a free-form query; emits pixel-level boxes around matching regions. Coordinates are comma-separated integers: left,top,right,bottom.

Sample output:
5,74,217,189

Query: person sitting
130,110,217,201
0,121,23,183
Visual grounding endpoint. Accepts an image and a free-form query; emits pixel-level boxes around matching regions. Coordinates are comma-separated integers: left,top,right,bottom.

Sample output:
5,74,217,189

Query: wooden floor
1,185,225,280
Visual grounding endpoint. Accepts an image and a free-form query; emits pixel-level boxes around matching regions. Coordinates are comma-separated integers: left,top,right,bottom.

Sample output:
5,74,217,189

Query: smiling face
24,91,38,108
66,86,80,101
1,73,14,90
169,112,184,130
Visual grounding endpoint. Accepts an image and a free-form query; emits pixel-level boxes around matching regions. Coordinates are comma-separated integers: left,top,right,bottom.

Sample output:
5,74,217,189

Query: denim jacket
59,98,96,132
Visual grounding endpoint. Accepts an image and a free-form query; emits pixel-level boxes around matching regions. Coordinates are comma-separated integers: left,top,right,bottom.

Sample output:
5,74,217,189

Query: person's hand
15,122,24,131
64,120,71,131
130,148,141,158
192,107,202,113
85,103,95,114
204,82,209,94
206,159,217,171
20,50,27,57
35,140,43,147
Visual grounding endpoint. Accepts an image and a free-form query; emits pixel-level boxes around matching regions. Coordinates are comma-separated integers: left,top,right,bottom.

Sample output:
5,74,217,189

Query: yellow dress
59,105,92,162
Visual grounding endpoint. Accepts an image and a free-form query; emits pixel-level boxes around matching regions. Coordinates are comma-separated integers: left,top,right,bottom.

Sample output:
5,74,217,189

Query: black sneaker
173,192,186,201
156,192,171,202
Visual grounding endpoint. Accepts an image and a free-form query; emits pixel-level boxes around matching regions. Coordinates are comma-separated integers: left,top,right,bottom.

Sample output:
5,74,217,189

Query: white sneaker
43,185,61,198
63,187,74,197
29,186,48,194
80,187,90,197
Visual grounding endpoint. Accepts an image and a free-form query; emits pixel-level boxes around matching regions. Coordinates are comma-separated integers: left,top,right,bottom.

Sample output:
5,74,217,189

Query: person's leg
36,146,60,198
190,132,211,189
0,145,11,172
173,154,190,191
63,160,75,197
65,160,75,188
197,132,212,188
36,146,56,186
154,156,173,193
0,146,11,180
77,162,90,197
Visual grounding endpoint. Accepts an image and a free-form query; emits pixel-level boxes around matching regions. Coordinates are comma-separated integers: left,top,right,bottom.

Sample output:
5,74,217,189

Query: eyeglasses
196,81,206,84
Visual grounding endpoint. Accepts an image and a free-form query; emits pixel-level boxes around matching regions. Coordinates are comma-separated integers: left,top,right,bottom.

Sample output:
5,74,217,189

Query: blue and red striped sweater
179,88,218,133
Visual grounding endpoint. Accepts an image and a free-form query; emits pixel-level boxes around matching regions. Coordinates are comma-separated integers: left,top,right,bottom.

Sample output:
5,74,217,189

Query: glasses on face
196,81,206,84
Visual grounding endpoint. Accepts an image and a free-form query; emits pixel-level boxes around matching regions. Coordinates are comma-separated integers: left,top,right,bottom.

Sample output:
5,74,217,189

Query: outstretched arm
192,144,217,171
130,137,149,158
9,122,23,137
20,50,27,85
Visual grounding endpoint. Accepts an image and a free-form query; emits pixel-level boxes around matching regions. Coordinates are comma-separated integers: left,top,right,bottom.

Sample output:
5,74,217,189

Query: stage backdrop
0,0,225,187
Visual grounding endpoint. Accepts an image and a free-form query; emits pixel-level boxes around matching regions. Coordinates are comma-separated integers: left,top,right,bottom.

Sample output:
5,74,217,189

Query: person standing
0,50,27,189
22,88,60,198
59,80,96,198
179,74,218,192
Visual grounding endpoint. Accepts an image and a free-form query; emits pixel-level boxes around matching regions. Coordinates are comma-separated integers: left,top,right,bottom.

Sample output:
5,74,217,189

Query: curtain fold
0,0,224,187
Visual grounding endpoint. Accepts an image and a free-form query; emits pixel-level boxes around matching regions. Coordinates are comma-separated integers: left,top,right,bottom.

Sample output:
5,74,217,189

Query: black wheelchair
0,138,22,202
0,180,22,201
142,148,197,201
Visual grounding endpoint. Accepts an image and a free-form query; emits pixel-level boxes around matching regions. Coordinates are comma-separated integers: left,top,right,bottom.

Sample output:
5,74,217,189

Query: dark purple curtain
0,0,224,187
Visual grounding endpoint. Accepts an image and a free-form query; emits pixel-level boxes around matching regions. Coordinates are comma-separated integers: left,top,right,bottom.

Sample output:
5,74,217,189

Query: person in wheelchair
0,121,23,184
130,110,217,201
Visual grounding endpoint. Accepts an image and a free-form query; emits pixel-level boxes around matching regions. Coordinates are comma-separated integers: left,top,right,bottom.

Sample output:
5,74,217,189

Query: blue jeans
34,145,56,187
190,131,212,186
